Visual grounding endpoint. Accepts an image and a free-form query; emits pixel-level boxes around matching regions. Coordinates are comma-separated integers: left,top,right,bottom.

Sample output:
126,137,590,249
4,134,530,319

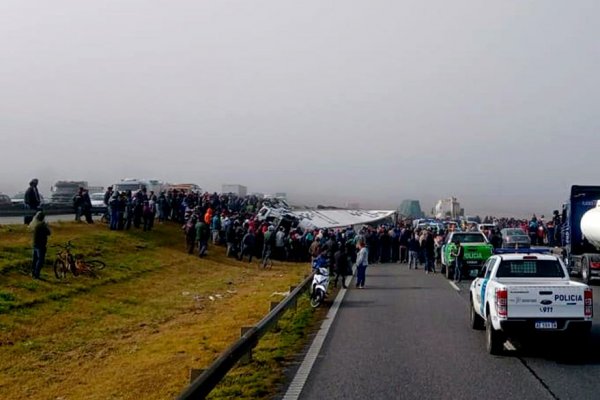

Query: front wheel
54,259,66,279
86,260,106,271
310,290,324,308
486,312,504,355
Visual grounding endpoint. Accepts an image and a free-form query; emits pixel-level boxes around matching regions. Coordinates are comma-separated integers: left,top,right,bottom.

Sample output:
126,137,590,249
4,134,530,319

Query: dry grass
0,221,313,399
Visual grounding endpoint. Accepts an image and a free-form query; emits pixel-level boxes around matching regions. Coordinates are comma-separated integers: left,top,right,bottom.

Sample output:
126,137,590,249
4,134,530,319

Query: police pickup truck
441,231,494,279
469,253,592,355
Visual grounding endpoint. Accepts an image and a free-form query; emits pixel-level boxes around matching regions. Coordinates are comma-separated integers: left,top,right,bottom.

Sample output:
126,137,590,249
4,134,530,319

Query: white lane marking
449,281,461,291
282,271,353,400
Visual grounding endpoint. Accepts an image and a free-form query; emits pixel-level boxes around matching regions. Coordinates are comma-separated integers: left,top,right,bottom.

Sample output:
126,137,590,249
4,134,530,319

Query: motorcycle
310,256,330,308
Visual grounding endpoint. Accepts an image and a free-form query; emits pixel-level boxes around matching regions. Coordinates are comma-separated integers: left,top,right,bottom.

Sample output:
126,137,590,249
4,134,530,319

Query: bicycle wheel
85,260,106,271
68,255,79,276
54,259,66,279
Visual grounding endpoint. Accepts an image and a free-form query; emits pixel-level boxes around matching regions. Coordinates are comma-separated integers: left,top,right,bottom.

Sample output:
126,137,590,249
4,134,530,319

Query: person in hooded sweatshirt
29,211,51,279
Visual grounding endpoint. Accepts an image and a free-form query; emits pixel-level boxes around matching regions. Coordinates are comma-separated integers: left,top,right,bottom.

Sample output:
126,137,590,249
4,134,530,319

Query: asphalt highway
293,263,600,400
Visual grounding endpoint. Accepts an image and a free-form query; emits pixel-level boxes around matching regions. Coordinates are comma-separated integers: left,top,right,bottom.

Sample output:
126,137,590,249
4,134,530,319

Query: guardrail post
290,286,299,311
270,301,281,331
240,327,254,364
270,301,280,311
189,369,205,383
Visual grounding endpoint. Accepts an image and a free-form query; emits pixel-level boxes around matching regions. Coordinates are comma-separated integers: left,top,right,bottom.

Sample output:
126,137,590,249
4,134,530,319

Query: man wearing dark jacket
239,229,256,262
30,211,51,279
24,178,42,224
196,219,210,257
73,187,84,222
424,229,436,274
82,189,94,224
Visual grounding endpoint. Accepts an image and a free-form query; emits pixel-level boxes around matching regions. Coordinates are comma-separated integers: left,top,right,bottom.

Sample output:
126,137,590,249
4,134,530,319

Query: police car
469,253,592,355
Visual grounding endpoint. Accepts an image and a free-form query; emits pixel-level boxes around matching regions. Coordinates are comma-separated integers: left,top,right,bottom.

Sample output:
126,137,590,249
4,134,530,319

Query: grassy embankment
0,221,317,399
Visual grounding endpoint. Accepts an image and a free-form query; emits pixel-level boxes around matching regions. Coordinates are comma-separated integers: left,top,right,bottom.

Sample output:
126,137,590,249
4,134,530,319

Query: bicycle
53,241,106,279
73,255,106,278
53,241,76,279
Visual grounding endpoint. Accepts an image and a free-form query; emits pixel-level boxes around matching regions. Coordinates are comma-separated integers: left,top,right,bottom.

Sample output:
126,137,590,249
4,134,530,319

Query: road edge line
449,281,461,291
281,276,350,399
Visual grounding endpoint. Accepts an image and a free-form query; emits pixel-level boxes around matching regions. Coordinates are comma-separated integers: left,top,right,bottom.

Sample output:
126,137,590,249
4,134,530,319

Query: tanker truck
559,185,600,284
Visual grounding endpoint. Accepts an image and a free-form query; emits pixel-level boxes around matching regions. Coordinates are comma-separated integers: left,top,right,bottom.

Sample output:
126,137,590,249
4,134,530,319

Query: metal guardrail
177,273,314,400
0,207,75,217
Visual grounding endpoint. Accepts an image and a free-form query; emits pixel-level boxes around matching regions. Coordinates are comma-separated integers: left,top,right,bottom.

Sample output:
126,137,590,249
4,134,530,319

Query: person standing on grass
29,211,50,279
239,229,256,262
354,240,369,289
196,217,210,257
183,215,197,254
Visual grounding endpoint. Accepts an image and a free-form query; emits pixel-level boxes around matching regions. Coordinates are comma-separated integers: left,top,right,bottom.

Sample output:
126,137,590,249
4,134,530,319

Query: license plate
535,321,557,330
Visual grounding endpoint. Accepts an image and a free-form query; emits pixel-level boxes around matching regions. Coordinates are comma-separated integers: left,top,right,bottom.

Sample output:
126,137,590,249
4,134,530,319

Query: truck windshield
496,260,565,278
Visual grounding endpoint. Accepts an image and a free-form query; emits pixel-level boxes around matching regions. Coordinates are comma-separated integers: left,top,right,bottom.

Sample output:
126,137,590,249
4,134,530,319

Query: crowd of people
22,178,568,287
480,212,563,247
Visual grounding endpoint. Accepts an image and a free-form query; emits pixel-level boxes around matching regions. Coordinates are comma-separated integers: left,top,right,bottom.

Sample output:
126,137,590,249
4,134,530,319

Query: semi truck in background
559,185,600,284
113,178,167,195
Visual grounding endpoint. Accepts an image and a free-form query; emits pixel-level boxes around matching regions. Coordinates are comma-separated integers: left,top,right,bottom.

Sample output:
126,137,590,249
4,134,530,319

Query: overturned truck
256,201,396,232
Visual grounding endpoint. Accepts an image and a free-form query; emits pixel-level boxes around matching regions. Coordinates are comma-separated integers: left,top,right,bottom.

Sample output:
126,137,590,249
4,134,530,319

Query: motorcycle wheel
310,290,324,308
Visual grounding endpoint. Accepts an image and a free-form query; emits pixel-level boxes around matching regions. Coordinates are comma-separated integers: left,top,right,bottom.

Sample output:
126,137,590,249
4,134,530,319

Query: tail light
585,288,593,318
496,288,508,317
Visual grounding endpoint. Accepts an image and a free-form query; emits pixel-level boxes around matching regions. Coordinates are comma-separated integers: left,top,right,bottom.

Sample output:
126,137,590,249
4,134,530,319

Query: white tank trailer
581,201,600,251
559,186,600,284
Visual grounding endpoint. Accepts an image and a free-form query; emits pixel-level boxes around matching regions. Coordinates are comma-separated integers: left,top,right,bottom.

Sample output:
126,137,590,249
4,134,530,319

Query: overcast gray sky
1,0,598,216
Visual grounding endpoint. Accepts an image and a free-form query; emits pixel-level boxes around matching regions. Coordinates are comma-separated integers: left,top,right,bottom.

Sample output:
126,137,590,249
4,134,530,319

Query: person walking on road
424,229,435,274
29,211,51,279
407,232,419,269
333,242,350,288
354,240,369,289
